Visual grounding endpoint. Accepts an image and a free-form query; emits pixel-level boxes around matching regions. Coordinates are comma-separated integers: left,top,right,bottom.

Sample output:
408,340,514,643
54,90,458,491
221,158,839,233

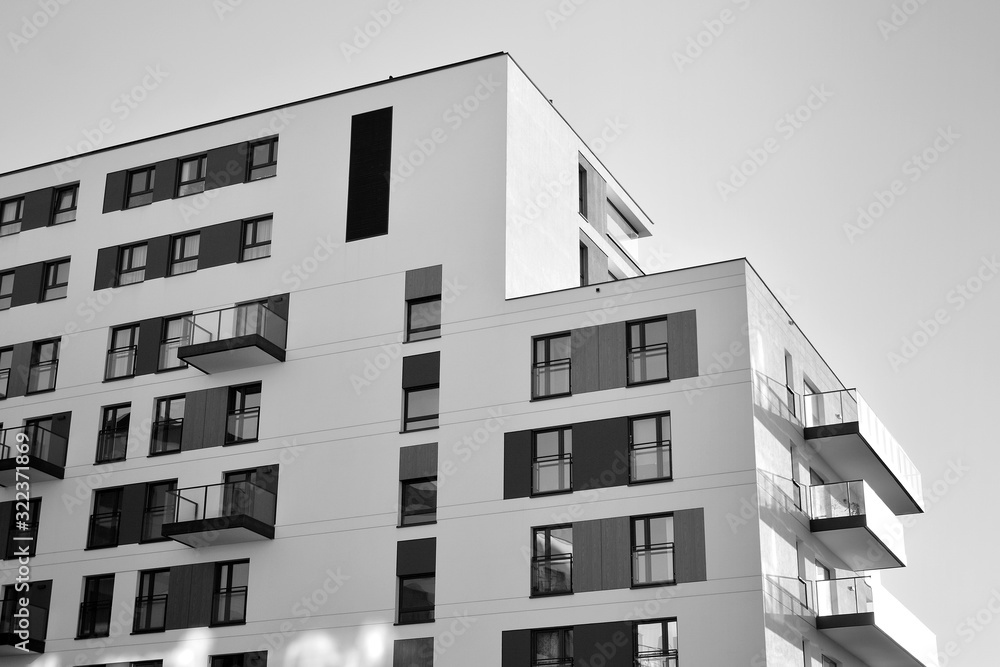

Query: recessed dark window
532,427,572,495
211,653,267,667
533,627,574,667
629,413,672,483
169,233,200,276
87,488,122,549
248,137,278,181
141,481,176,542
151,395,185,455
579,242,589,287
159,316,190,371
41,259,70,301
403,385,439,432
0,272,13,310
117,243,148,286
635,619,678,666
406,296,441,342
0,348,12,399
632,514,674,586
0,197,24,236
226,383,261,444
97,403,130,463
133,569,169,632
52,184,78,224
532,525,573,595
532,334,571,398
126,167,156,208
627,316,669,385
400,477,437,526
578,164,588,219
177,155,208,196
398,574,435,624
241,216,273,261
212,560,249,626
26,339,59,394
106,324,139,380
77,574,115,638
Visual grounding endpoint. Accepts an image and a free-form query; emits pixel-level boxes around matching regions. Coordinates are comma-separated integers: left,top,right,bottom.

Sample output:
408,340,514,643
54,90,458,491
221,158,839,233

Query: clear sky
1,0,997,663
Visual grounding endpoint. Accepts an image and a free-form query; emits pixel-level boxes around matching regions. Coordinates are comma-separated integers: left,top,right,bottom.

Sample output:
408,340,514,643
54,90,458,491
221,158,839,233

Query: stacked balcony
177,302,287,374
808,481,906,570
162,480,276,547
0,424,67,485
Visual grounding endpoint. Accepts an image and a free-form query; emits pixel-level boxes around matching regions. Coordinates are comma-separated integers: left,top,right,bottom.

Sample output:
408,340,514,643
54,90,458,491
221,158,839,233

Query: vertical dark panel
21,188,54,231
597,322,627,390
501,629,531,667
573,417,629,491
400,443,438,480
48,411,72,442
574,621,633,667
401,352,440,389
206,142,248,190
11,262,44,307
345,107,393,242
165,564,193,630
181,389,208,452
199,219,242,269
118,482,147,546
393,637,433,667
674,508,707,583
7,342,32,398
186,562,216,628
266,293,290,320
586,238,608,286
135,317,164,377
145,235,171,280
667,310,699,381
203,386,229,448
0,501,11,551
404,265,443,300
573,519,603,593
94,246,120,290
503,430,532,499
601,516,632,590
255,465,280,494
152,159,178,202
570,325,600,394
396,537,436,576
103,171,127,213
591,170,608,235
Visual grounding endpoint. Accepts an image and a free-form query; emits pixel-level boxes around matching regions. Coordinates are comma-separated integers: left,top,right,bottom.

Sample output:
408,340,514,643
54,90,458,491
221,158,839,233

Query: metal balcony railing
0,424,67,467
167,480,276,525
182,302,287,349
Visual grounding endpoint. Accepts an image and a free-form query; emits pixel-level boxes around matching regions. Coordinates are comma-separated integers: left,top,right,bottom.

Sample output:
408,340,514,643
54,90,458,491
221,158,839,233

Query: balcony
177,302,287,374
808,481,906,570
814,576,939,667
531,554,573,596
0,424,67,485
162,480,276,547
803,389,923,515
0,599,48,655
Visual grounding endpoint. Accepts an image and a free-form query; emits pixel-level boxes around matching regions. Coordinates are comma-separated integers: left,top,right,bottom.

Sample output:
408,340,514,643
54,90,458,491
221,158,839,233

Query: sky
1,0,997,663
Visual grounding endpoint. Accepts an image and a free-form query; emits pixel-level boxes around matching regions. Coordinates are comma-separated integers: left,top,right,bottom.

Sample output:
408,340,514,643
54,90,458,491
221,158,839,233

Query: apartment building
0,53,937,666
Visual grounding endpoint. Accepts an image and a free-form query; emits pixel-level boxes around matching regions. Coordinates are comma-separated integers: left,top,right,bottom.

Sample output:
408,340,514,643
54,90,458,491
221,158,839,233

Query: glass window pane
633,417,657,444
407,388,438,418
644,319,668,345
252,143,270,164
637,622,663,652
535,430,561,457
550,335,571,359
650,516,673,544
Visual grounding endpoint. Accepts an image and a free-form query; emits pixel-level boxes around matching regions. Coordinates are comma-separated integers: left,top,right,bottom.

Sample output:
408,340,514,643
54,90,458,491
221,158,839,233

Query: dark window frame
52,183,79,225
0,196,24,236
247,136,278,181
403,384,439,432
211,559,249,627
176,154,208,197
26,339,59,394
579,242,589,287
405,295,442,342
41,258,70,301
150,395,185,456
141,480,176,543
133,568,170,633
531,426,573,496
126,166,156,209
240,215,273,262
0,271,12,310
533,626,575,667
106,323,139,380
77,573,115,639
626,316,669,386
86,487,123,549
578,164,588,219
0,347,10,400
531,333,572,399
158,315,191,371
117,242,148,286
400,476,437,526
210,653,265,667
631,513,675,587
634,618,678,667
168,232,200,276
226,383,262,444
628,412,672,484
97,403,131,463
531,524,573,596
397,573,435,624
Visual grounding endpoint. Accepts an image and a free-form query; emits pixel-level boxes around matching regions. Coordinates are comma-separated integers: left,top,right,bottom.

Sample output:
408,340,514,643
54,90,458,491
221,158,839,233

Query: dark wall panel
401,352,440,389
501,629,531,667
266,293,290,320
575,621,633,667
573,417,629,491
601,516,632,590
145,235,171,280
206,142,248,190
598,322,627,390
11,262,44,307
570,325,600,394
48,412,72,442
396,537,436,576
674,507,707,583
186,562,216,628
667,310,699,381
152,159,178,203
7,341,32,398
21,188,54,231
94,246,120,290
118,482,147,546
404,265,443,300
199,219,242,269
180,389,208,452
165,563,193,630
135,318,164,377
345,107,393,242
103,171,127,213
255,465,280,494
0,501,11,552
393,637,433,667
503,430,532,499
573,519,603,593
400,443,438,480
203,386,230,449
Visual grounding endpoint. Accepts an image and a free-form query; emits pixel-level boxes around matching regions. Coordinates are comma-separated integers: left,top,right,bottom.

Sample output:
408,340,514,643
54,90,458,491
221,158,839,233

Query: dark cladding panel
393,637,433,667
206,142,248,190
674,507,707,583
401,352,440,389
396,537,436,576
573,417,629,491
199,219,242,269
11,262,44,307
118,482,147,546
601,516,632,590
21,188,54,231
152,159,178,203
405,265,443,300
180,389,208,452
186,562,216,628
145,235,172,281
597,321,627,390
135,317,164,377
202,386,230,449
103,170,127,213
570,325,600,394
573,519,603,593
503,430,532,499
400,443,438,480
345,107,393,242
94,246,120,290
574,621,633,667
6,342,32,398
667,310,699,381
165,563,193,630
501,630,531,667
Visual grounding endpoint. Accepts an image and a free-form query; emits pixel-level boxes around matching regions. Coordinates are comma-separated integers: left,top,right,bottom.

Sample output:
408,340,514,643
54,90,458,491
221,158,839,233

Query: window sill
94,459,126,465
530,489,574,498
76,633,111,640
209,620,247,628
626,377,670,388
40,296,68,303
155,365,188,374
400,426,439,434
103,374,136,383
24,388,57,396
84,544,119,551
246,174,277,183
131,628,166,635
148,450,181,457
224,439,259,447
628,477,673,486
398,520,437,528
631,580,676,589
530,392,572,402
394,618,436,626
529,590,574,599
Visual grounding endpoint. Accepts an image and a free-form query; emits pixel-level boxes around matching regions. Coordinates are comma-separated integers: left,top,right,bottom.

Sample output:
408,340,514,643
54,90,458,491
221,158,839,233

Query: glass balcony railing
167,480,276,526
814,576,873,616
808,480,907,569
183,302,287,349
810,480,867,519
531,554,573,595
0,424,68,468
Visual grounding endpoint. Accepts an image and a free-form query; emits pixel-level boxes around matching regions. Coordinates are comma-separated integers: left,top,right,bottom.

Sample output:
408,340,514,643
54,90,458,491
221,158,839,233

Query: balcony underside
811,516,905,570
0,457,64,486
818,614,929,667
178,334,285,374
804,423,922,515
0,634,44,655
162,514,274,547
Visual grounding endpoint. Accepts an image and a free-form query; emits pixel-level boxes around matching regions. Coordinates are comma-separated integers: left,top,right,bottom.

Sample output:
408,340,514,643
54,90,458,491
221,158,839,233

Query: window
27,339,59,393
106,324,139,379
403,385,439,431
398,574,435,624
52,184,78,224
532,427,572,495
0,197,24,236
151,396,184,455
579,243,588,287
226,383,261,443
532,525,572,595
87,488,122,549
635,619,678,667
0,272,12,310
97,403,130,463
212,560,249,626
41,259,70,301
223,470,260,516
627,317,668,385
169,233,199,275
211,653,267,667
133,569,169,632
4,498,40,559
117,243,148,286
142,481,176,542
126,167,155,208
822,657,838,667
578,164,588,219
533,627,574,667
0,348,9,399
784,352,796,417
177,155,207,196
248,136,278,180
532,333,571,398
241,215,272,261
400,477,437,526
816,561,832,582
406,296,441,342
632,514,674,586
159,316,191,370
629,413,671,483
77,574,114,638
